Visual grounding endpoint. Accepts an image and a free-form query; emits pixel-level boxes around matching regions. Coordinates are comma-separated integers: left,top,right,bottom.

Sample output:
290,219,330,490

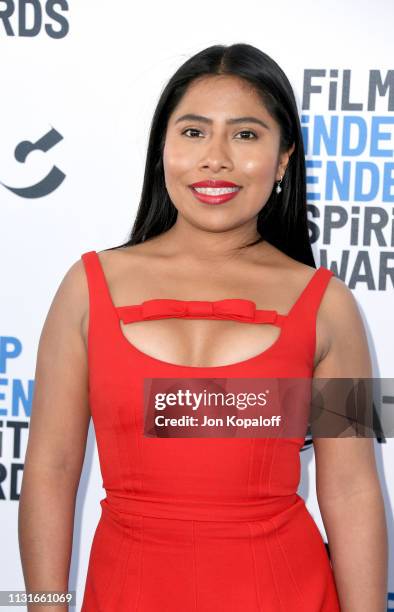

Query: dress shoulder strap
281,266,335,369
81,251,114,305
81,250,119,336
287,266,334,321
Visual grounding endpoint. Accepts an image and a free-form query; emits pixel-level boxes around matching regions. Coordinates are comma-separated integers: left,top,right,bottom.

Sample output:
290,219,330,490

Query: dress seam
115,409,132,496
135,515,144,611
247,523,262,611
192,521,198,611
247,438,255,497
267,437,279,496
115,534,134,611
270,516,307,608
98,531,127,612
258,438,268,497
261,520,284,611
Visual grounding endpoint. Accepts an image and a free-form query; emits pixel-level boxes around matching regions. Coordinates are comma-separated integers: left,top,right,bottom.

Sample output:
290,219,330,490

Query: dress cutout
79,250,340,611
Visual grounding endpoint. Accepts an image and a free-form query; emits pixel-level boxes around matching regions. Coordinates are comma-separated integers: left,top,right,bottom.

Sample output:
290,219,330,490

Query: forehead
170,75,272,120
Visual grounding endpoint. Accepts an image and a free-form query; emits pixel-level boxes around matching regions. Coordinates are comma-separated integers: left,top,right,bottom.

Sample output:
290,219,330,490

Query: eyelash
181,128,258,140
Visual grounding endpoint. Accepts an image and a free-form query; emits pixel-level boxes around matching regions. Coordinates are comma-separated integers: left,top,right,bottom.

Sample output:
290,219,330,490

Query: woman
19,43,388,611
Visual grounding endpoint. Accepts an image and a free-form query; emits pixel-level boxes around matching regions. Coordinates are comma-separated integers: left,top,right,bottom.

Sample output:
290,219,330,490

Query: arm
312,276,388,612
18,259,91,612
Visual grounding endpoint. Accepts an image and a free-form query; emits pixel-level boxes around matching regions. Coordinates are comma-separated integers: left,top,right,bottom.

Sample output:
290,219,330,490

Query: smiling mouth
192,186,240,195
189,186,242,205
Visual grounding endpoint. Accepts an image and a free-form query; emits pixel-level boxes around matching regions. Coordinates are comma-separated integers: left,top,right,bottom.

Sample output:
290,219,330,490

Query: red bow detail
141,298,257,322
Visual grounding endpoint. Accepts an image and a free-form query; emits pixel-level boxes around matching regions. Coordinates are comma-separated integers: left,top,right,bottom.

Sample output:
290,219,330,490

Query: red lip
189,186,241,206
190,180,241,187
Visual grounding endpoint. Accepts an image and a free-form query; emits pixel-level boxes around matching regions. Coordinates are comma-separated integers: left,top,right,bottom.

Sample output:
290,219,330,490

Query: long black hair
109,43,315,267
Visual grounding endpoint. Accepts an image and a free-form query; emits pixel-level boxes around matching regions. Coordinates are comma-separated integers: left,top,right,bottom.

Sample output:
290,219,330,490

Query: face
162,74,294,234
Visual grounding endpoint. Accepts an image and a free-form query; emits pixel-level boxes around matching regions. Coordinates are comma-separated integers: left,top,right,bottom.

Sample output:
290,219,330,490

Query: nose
199,134,233,172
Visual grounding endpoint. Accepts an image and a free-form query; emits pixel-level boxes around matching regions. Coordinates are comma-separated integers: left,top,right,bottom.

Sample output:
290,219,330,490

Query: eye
234,130,258,140
182,128,203,138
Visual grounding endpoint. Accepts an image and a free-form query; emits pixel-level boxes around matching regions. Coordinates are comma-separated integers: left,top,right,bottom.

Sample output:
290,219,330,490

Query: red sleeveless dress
80,250,341,612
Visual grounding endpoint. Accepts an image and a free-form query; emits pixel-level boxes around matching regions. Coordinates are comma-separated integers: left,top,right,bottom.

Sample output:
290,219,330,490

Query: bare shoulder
262,245,368,368
313,271,372,377
297,264,370,375
49,253,113,349
50,256,90,331
315,270,368,361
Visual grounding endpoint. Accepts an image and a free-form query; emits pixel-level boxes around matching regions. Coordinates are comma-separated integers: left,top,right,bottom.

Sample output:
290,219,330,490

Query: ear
276,142,295,181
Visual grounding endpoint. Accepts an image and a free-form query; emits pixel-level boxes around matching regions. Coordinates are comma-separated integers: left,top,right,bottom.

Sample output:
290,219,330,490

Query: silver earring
276,176,283,194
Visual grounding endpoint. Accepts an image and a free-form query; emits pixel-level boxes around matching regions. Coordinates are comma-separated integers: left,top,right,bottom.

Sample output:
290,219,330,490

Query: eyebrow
174,113,270,130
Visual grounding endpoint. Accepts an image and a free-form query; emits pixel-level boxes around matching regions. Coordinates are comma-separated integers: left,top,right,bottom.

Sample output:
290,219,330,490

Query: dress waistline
101,492,302,523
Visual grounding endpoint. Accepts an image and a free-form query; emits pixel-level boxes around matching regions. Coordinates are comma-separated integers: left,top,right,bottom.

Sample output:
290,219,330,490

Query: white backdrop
1,1,393,609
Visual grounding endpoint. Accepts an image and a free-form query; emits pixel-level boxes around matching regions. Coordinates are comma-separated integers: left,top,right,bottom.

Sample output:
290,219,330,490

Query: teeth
193,187,239,195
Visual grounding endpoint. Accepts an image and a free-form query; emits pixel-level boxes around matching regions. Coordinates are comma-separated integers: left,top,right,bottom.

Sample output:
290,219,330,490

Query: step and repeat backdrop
1,1,393,609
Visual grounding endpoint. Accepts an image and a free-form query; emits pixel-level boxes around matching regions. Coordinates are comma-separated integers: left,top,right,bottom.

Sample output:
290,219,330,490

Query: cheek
163,140,195,178
241,152,278,180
